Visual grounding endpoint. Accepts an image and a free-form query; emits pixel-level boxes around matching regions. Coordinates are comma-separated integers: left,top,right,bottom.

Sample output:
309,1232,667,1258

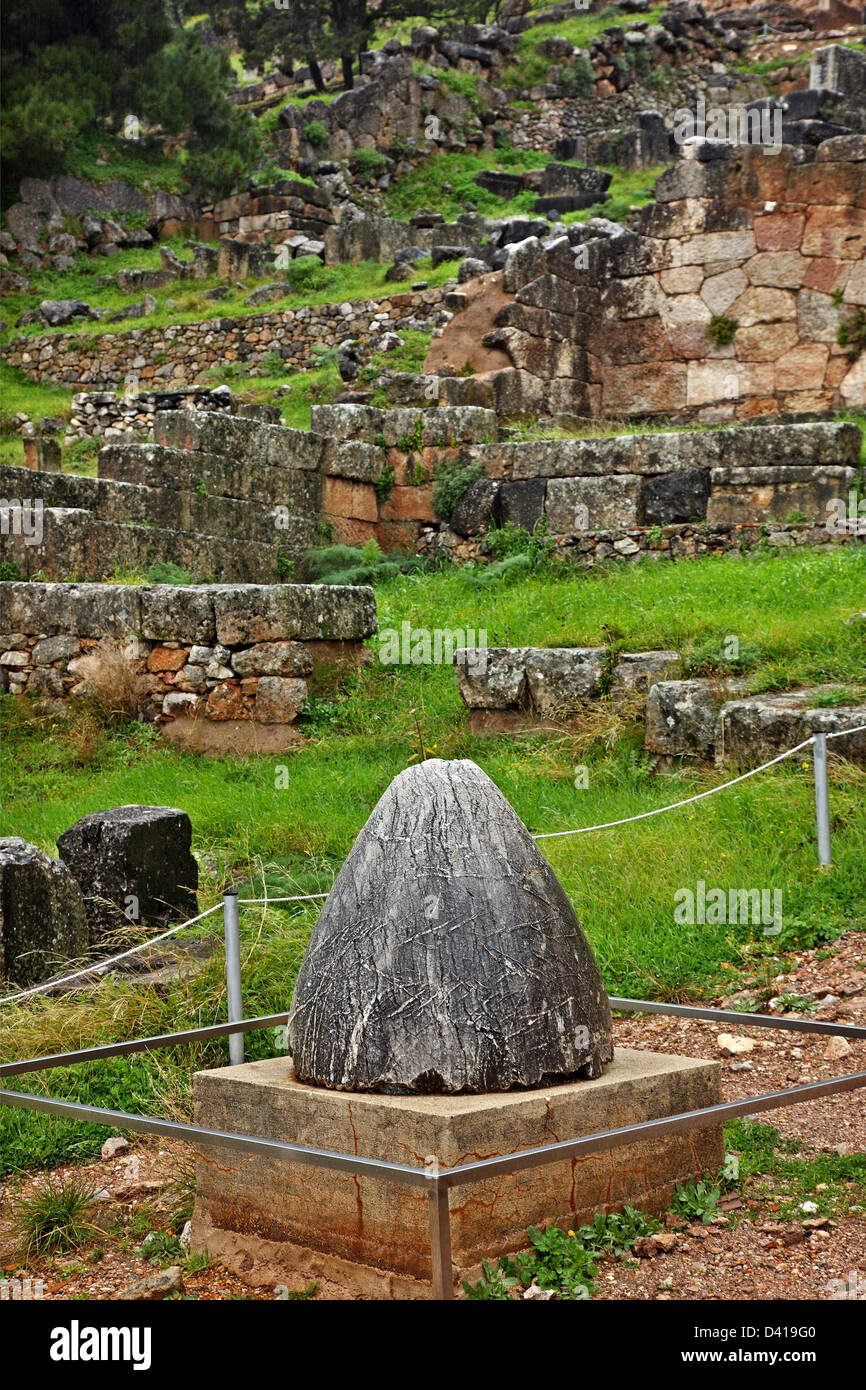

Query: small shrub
12,1175,101,1257
374,462,395,503
145,561,195,585
138,1229,183,1265
431,455,483,521
276,550,295,580
463,1257,518,1300
670,1174,723,1224
75,639,143,725
559,55,594,98
484,517,555,570
516,1223,598,1299
302,119,328,147
706,315,738,346
353,147,387,179
474,554,532,587
0,560,21,581
838,307,866,360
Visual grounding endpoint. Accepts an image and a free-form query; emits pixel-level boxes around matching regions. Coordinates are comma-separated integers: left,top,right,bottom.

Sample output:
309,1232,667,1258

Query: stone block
0,838,88,986
524,647,607,717
717,692,866,768
57,806,198,944
706,465,854,525
231,643,313,678
546,476,644,533
191,1049,723,1294
644,469,710,524
255,676,307,723
644,679,746,760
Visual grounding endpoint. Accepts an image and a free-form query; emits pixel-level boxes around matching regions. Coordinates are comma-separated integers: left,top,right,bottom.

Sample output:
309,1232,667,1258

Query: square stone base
190,1047,722,1298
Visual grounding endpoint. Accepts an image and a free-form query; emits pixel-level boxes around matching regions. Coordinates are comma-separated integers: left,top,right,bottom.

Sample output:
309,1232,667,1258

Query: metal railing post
812,732,832,869
428,1176,454,1301
223,891,244,1065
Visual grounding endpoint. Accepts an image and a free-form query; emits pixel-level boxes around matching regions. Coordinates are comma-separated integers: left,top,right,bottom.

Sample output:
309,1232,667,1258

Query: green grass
726,1120,866,1220
500,6,664,92
0,247,460,344
385,148,665,225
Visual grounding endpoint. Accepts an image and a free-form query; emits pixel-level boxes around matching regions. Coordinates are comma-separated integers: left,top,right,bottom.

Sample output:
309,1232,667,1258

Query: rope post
812,732,832,869
427,1173,454,1301
222,891,244,1065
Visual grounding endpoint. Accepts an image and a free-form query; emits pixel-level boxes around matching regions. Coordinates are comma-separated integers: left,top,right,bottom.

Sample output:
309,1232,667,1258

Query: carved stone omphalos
288,758,613,1093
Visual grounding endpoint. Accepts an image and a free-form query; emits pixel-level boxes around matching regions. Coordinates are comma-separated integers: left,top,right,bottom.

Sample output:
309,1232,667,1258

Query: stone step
0,506,310,584
308,403,499,446
0,464,320,547
0,579,377,646
97,442,322,510
152,410,324,468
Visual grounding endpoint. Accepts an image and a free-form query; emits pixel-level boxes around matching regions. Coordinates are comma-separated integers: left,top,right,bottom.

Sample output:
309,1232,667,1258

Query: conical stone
288,758,613,1093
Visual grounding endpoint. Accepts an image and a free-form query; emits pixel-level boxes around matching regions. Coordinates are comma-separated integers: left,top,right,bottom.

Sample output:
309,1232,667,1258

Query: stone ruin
0,806,198,987
287,758,613,1093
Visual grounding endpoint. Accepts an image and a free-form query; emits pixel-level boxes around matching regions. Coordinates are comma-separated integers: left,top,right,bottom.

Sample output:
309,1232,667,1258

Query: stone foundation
191,1048,723,1297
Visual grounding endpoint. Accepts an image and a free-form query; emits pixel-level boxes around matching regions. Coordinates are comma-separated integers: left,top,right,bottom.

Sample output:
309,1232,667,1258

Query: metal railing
1,1004,864,1299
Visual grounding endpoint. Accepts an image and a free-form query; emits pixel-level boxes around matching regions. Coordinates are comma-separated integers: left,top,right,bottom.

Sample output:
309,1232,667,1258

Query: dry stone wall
3,286,448,390
0,581,376,727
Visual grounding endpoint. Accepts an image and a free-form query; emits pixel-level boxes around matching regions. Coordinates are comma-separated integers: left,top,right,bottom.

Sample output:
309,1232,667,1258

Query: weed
11,1175,101,1257
706,315,739,347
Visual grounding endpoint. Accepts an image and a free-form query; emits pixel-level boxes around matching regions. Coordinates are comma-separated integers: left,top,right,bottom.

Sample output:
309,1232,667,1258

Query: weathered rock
0,838,89,986
38,299,95,326
57,806,198,943
287,759,613,1092
454,647,529,708
114,1266,184,1301
524,648,606,717
644,679,745,760
254,676,307,723
450,477,500,536
231,642,313,677
644,469,710,525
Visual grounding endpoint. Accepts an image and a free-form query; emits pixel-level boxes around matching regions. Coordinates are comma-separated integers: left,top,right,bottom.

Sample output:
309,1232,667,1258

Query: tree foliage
1,0,256,193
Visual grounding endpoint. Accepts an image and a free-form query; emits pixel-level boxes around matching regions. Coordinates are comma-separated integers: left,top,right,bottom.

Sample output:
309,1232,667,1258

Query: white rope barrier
534,723,866,842
0,891,332,1008
2,723,862,1007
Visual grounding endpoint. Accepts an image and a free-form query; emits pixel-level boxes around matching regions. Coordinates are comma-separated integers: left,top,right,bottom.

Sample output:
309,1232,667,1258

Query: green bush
431,455,484,521
301,543,427,587
559,55,595,98
353,147,387,179
302,119,329,147
484,517,555,570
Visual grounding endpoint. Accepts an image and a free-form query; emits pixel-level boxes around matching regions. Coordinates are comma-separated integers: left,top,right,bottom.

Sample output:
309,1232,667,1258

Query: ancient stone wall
0,582,376,727
432,139,866,418
3,285,447,391
2,409,860,587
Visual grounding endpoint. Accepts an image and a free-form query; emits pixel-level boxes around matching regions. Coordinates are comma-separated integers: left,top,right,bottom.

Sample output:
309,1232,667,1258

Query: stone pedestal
191,1048,722,1298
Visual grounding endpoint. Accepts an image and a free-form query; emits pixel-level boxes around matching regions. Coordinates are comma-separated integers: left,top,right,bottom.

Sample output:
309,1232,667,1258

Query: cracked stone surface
288,758,613,1094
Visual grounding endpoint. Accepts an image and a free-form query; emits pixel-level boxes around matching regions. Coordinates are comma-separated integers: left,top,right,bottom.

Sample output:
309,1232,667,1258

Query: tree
0,0,255,192
216,0,496,96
